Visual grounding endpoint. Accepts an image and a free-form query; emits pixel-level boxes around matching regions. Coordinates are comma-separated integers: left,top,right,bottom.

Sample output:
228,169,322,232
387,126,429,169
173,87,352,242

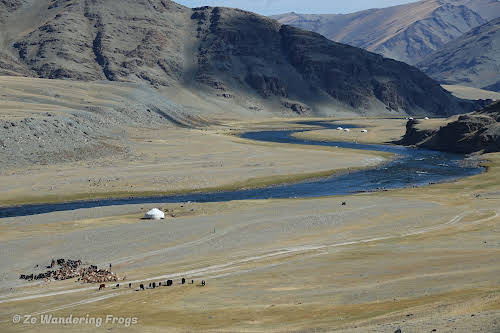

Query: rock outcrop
400,101,500,153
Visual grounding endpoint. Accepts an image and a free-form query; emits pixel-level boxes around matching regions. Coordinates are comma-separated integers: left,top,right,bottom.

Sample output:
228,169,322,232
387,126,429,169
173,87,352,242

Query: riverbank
0,124,390,207
292,118,409,144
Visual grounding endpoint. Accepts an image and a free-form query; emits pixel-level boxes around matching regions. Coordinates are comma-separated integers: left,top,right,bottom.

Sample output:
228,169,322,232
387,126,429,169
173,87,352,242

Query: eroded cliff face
399,119,439,147
190,6,477,116
400,101,500,153
0,0,480,116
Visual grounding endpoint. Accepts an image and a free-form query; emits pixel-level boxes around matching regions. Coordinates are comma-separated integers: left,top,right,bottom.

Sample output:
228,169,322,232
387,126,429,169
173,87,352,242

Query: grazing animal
181,278,186,285
149,282,152,288
159,282,162,286
167,280,173,286
152,282,156,289
140,284,145,290
201,280,206,286
191,280,194,284
129,283,132,288
115,284,120,288
99,284,105,290
341,202,346,206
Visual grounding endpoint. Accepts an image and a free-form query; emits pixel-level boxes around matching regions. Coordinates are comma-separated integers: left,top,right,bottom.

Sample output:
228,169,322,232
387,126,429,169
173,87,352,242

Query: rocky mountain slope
459,0,500,21
400,101,500,153
0,0,483,116
418,18,500,92
272,0,498,65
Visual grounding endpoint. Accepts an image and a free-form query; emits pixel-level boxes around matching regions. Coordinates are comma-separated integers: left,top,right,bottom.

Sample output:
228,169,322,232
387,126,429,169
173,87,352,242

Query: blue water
0,121,481,218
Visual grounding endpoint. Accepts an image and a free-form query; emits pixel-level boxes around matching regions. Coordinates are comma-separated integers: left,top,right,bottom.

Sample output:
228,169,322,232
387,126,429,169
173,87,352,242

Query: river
0,121,482,218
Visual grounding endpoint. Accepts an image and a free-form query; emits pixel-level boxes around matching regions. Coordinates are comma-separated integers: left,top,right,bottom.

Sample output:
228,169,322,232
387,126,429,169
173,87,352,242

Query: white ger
144,208,165,220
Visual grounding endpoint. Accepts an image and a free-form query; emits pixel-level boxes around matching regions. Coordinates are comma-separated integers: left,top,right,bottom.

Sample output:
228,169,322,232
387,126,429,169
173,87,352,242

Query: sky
175,0,418,15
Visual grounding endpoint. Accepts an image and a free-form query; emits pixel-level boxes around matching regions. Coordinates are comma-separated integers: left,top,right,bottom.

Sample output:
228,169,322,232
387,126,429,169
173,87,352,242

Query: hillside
0,0,482,117
418,18,500,92
443,84,500,100
400,101,500,153
272,0,498,65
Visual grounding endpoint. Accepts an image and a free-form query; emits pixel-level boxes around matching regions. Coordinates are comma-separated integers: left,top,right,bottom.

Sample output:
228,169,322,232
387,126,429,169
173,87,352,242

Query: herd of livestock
19,258,118,283
101,277,206,291
19,258,206,291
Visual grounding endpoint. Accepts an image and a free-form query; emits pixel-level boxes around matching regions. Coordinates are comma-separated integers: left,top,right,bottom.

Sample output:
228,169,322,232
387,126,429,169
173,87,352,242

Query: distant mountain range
0,0,481,117
272,0,499,65
418,18,500,92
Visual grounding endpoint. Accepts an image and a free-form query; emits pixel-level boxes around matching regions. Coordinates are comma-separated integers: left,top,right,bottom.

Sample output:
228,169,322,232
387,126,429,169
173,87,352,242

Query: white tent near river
144,208,165,220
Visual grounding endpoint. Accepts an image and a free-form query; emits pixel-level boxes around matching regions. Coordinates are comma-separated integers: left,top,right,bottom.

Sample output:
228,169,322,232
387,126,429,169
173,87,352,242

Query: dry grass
443,84,500,101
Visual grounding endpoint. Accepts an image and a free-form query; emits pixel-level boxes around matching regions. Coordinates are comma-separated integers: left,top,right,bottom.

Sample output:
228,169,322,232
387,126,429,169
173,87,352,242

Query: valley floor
0,118,499,332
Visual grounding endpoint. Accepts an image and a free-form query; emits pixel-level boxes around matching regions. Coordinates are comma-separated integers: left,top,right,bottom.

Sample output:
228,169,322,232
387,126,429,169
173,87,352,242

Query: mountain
418,18,500,92
400,101,500,153
272,0,498,65
458,0,500,21
0,0,482,117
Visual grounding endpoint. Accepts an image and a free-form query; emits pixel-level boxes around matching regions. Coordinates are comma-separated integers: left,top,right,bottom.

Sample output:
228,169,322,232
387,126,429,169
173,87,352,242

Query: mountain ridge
417,18,500,92
0,0,484,117
272,0,499,65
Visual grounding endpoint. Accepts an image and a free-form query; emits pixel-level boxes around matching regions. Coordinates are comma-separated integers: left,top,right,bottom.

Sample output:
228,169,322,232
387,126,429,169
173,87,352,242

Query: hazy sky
175,0,418,15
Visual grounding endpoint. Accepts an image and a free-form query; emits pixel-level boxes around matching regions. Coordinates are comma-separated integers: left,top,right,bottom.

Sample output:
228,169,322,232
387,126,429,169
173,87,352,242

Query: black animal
152,282,156,289
115,284,120,288
148,282,152,288
140,284,145,290
129,283,132,288
167,280,173,286
181,278,186,285
99,284,105,290
191,280,194,284
201,280,206,286
341,202,346,206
